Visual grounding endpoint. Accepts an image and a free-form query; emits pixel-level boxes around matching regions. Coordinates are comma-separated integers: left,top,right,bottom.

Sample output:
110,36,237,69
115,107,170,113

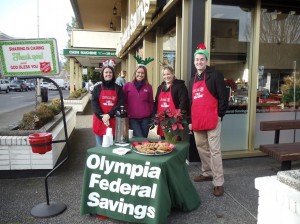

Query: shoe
213,186,224,197
193,175,213,182
96,215,108,220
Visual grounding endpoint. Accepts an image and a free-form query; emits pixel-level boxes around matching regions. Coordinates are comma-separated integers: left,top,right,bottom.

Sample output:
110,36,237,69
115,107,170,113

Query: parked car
10,80,28,92
27,82,36,91
0,79,10,93
64,82,70,90
40,82,51,88
48,83,57,90
51,78,65,90
26,79,36,91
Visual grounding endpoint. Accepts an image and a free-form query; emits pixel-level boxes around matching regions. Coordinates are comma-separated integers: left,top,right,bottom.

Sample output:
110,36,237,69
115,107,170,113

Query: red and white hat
194,43,209,59
102,59,116,67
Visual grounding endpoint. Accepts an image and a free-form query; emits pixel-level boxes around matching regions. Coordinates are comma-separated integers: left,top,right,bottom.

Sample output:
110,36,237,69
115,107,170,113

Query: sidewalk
1,102,299,224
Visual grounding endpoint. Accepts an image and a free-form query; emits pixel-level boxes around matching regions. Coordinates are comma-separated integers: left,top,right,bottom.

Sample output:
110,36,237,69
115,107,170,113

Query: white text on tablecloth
85,154,162,220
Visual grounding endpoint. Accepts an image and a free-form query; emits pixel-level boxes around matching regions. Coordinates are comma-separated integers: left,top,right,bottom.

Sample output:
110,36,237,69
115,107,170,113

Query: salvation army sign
0,38,60,76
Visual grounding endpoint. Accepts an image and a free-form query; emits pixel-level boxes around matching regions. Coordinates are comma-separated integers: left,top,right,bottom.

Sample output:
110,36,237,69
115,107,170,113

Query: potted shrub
19,98,61,130
64,88,90,112
281,74,300,107
0,98,76,170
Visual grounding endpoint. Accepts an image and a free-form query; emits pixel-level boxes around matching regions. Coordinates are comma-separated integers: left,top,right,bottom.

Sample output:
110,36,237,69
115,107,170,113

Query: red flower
225,79,237,89
150,108,187,135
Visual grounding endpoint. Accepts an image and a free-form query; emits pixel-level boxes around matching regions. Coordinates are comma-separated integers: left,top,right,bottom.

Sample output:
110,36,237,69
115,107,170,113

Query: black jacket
92,80,124,120
153,79,190,118
189,66,228,119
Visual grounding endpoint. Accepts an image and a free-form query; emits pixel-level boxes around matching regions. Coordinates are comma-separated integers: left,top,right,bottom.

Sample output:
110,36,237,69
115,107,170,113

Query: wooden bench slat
260,143,300,161
259,119,300,170
260,120,300,131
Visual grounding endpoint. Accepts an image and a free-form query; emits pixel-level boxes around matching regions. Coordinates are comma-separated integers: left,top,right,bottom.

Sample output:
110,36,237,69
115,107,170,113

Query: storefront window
211,2,253,150
255,3,300,147
162,27,176,76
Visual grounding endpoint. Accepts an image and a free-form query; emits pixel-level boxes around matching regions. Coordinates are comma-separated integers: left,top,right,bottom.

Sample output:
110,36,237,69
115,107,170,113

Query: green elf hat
134,55,154,67
194,43,209,59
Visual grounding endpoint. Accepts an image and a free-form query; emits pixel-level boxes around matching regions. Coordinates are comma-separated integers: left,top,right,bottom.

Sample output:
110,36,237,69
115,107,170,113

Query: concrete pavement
1,102,299,223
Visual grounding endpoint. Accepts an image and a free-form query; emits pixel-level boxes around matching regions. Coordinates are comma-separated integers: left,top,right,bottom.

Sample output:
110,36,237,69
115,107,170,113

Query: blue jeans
129,118,150,138
95,135,103,147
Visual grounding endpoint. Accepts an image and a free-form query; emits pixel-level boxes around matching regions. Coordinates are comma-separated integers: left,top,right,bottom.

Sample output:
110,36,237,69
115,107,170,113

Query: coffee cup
128,129,133,139
106,127,113,135
102,135,110,147
106,128,113,145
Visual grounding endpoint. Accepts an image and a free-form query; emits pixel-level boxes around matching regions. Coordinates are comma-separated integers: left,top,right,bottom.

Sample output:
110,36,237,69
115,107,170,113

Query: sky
0,0,75,61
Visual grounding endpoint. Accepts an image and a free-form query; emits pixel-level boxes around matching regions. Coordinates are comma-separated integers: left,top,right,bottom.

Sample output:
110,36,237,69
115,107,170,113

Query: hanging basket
29,132,53,154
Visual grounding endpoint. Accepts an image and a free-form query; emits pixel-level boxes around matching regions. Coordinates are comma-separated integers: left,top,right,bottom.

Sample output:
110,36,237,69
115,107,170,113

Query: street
0,89,70,128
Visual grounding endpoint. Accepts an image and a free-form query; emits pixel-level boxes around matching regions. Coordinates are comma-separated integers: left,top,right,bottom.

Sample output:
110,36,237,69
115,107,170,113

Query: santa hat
194,43,209,59
102,59,116,67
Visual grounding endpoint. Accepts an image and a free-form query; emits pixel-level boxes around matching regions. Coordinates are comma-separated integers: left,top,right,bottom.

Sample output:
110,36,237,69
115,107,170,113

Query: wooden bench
259,120,300,170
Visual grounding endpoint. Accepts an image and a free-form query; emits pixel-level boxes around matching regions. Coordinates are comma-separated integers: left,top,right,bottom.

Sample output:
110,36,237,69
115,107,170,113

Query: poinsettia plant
150,108,187,137
225,78,237,90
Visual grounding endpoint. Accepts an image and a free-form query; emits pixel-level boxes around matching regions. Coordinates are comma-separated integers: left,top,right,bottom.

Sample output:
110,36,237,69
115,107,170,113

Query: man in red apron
189,44,228,197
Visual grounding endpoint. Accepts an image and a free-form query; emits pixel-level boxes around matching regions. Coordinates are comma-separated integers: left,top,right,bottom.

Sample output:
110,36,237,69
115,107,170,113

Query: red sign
40,61,52,73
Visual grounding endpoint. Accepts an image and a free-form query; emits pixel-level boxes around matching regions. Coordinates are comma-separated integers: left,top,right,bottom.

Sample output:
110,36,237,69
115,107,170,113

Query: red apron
157,85,176,136
191,73,218,131
93,84,117,136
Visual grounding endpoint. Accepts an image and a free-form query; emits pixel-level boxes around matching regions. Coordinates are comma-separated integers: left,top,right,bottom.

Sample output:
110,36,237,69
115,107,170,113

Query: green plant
69,88,87,99
281,74,300,103
48,98,62,115
18,99,62,130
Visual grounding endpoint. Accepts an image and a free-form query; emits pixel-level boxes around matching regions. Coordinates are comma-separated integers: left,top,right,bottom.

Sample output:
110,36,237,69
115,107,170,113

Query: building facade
68,0,300,159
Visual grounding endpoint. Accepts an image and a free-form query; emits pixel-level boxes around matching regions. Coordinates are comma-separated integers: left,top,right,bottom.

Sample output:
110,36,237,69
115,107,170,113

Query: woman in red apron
91,65,124,146
153,65,189,139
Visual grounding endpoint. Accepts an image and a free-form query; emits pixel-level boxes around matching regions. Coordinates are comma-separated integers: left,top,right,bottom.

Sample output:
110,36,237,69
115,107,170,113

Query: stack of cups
128,129,133,139
106,128,113,146
102,135,110,147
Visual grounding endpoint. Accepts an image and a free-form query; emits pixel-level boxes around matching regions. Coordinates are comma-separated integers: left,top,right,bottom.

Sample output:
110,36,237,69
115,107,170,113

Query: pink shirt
123,82,154,119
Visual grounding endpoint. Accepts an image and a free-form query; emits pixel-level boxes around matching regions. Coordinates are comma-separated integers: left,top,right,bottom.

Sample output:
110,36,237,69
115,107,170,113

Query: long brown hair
132,66,149,84
100,66,116,82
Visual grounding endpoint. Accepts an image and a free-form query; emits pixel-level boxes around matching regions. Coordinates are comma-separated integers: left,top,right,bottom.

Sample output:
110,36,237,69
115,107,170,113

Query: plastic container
29,132,52,154
115,106,129,143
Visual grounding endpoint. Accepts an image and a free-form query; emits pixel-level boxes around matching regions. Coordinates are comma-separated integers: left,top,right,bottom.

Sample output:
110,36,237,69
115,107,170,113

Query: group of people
91,43,229,197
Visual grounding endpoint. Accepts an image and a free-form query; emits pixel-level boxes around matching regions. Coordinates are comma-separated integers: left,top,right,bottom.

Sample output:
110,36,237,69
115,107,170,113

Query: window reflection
211,2,252,151
258,8,300,111
162,27,176,70
211,4,251,110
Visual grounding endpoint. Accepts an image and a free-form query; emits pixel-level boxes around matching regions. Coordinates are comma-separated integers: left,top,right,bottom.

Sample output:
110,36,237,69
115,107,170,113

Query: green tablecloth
80,138,200,224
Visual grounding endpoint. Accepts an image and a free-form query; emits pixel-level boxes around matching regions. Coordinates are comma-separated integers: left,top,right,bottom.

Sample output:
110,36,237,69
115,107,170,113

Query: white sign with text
0,38,60,76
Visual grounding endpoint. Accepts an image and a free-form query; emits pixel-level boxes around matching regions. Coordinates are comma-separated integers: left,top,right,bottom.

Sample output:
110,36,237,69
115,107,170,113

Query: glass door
211,1,254,151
